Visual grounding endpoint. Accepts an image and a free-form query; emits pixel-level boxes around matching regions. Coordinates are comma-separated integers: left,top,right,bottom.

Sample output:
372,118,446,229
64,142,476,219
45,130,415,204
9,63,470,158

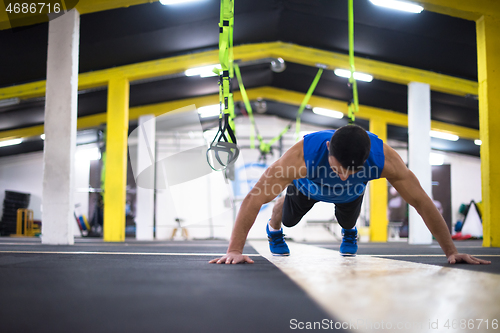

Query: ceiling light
369,0,424,13
429,153,444,166
312,107,344,119
0,138,23,148
0,97,20,107
474,139,482,146
185,64,221,77
160,0,206,5
334,69,373,82
430,130,459,141
198,105,221,118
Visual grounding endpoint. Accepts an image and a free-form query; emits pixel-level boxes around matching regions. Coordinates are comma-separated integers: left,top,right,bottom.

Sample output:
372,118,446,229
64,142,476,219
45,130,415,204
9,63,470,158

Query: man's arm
209,141,307,264
381,143,490,265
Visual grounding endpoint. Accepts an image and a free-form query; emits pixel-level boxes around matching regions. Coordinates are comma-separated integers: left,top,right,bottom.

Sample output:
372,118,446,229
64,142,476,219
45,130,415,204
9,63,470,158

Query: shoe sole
340,253,357,257
272,253,290,256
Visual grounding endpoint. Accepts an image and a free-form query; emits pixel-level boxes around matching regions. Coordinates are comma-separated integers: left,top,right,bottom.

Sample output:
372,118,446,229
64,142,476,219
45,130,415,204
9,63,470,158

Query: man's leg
269,196,285,230
335,193,365,256
281,184,318,227
267,184,318,255
334,193,364,229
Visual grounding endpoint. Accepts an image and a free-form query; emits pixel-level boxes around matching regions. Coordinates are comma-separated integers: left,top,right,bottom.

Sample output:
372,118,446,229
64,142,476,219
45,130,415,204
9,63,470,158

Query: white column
41,10,80,245
135,115,156,240
408,82,433,244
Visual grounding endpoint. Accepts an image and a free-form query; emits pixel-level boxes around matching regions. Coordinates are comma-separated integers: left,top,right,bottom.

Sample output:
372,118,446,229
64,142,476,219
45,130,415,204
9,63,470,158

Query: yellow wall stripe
369,118,388,242
103,77,129,242
476,15,500,247
415,0,500,20
0,42,478,102
0,0,157,30
0,87,480,142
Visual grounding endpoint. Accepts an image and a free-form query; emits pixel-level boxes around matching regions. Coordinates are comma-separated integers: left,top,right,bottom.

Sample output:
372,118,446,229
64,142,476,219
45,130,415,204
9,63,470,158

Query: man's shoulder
277,140,305,166
274,140,307,179
288,140,304,161
379,143,400,179
304,130,335,142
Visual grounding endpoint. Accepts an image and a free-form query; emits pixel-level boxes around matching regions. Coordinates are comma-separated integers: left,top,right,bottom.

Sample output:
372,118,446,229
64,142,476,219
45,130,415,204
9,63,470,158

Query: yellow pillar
369,117,388,242
103,77,130,242
476,15,500,247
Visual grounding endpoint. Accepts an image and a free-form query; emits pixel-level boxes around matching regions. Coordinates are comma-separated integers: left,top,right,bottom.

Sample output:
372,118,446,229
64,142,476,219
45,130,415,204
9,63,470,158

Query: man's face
326,141,359,181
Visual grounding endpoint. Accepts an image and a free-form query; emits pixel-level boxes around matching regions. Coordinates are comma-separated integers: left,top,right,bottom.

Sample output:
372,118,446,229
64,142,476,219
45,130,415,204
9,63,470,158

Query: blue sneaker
266,223,290,256
340,227,358,257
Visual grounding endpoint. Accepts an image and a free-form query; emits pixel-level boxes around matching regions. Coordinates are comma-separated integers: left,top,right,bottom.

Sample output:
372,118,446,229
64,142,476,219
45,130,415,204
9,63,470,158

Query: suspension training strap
347,0,359,124
260,67,323,153
295,68,323,138
219,0,235,130
234,64,263,149
235,64,323,154
206,0,239,170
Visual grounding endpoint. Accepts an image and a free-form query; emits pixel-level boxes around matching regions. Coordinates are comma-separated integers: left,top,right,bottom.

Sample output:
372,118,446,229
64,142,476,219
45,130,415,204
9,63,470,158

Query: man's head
327,125,371,180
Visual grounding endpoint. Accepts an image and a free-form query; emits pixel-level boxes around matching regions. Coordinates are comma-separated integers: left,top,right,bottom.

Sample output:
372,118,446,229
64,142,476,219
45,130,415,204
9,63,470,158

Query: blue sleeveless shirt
293,130,385,203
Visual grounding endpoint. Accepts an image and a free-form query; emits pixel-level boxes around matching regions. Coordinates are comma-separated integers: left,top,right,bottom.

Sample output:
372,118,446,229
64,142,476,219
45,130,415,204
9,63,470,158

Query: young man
209,125,490,265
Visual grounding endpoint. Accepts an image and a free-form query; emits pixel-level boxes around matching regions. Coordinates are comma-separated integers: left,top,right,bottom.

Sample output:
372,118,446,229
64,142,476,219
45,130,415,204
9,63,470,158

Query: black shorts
281,184,364,230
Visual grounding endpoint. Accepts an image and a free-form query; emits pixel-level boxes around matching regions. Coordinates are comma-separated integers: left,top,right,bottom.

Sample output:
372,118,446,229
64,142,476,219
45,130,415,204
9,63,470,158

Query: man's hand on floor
209,251,255,264
447,253,491,265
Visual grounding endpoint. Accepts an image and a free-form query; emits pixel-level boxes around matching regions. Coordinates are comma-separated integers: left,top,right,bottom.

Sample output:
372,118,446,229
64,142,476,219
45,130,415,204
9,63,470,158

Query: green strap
218,0,235,138
267,126,290,147
100,151,106,195
234,64,263,149
205,0,239,172
348,0,359,123
295,68,323,138
236,63,323,153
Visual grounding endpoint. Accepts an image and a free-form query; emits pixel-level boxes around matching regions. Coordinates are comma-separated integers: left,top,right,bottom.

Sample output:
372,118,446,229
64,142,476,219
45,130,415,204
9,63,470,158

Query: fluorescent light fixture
76,147,101,161
0,97,20,107
40,134,45,140
185,64,221,77
369,0,424,13
429,153,444,166
312,107,344,119
334,69,373,82
0,138,23,148
474,139,482,146
198,105,221,118
430,130,459,141
160,0,205,5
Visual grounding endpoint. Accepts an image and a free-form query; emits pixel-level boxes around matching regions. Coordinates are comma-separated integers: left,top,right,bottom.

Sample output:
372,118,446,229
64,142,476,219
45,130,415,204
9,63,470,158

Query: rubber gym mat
0,241,345,333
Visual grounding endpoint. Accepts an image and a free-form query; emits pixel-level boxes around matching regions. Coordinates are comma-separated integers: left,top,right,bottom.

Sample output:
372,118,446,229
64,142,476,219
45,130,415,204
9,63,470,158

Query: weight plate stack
0,190,31,236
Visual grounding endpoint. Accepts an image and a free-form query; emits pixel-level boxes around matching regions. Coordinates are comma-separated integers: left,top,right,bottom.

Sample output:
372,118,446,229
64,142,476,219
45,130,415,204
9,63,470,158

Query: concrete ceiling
0,0,480,157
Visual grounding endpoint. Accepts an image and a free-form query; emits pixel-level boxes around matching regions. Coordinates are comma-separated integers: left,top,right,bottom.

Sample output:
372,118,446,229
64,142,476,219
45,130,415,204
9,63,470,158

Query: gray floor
312,239,500,274
1,238,498,332
0,238,339,333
